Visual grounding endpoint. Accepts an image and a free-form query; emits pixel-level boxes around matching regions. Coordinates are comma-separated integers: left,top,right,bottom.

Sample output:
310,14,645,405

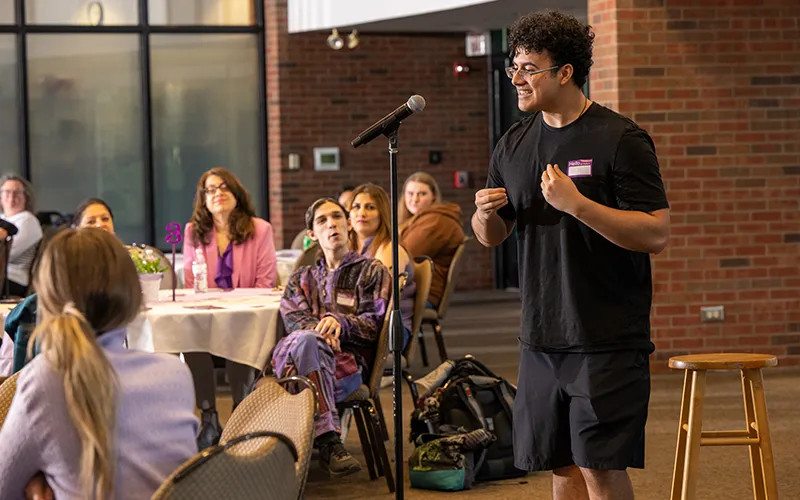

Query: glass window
150,34,262,236
0,2,14,23
0,35,19,175
149,0,254,26
25,0,138,25
27,34,144,243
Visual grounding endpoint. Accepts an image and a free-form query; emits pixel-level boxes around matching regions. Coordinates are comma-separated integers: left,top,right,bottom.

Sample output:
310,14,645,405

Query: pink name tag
567,159,593,177
336,292,356,308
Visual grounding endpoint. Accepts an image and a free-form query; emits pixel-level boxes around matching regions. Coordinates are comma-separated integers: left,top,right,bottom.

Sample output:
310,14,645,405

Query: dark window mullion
255,0,268,221
139,0,155,245
15,0,30,180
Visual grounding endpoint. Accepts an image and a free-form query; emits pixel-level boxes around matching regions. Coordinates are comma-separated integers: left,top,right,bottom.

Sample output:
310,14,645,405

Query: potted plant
129,245,168,303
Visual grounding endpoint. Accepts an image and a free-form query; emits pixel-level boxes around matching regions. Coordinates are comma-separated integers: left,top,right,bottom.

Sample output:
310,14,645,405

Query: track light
347,29,360,49
327,29,344,50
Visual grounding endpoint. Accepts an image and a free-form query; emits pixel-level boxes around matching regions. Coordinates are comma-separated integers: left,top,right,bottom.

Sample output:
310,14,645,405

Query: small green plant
129,245,168,275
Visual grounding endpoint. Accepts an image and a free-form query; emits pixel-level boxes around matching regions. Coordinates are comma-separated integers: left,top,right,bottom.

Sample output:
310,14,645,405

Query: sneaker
197,409,222,450
318,439,362,478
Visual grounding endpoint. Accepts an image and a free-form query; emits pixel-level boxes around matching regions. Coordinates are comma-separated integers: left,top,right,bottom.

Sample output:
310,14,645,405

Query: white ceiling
291,0,587,34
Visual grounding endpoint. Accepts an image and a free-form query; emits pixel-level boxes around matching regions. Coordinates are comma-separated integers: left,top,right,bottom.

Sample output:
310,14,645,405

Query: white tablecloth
170,249,302,289
126,288,282,370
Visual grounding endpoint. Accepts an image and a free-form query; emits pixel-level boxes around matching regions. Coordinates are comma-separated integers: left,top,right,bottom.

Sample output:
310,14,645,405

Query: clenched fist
474,188,508,221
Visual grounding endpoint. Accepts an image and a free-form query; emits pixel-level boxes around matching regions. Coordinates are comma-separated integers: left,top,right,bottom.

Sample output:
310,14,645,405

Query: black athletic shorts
514,349,650,472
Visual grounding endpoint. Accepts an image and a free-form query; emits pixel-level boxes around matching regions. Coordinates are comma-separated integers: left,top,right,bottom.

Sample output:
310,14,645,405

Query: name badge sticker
567,159,593,178
336,291,356,308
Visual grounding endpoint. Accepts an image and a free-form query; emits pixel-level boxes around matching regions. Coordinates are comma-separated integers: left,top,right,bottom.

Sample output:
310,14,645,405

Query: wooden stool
668,353,779,500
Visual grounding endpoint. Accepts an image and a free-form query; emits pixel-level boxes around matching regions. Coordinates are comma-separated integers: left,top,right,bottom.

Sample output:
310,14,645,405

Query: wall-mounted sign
466,32,490,57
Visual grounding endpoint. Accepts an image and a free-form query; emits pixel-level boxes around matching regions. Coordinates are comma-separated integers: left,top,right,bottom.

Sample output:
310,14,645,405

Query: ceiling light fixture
347,29,360,49
327,29,344,50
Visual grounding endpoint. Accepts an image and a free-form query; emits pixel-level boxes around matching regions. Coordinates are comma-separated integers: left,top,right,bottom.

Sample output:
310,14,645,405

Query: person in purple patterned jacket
272,197,391,478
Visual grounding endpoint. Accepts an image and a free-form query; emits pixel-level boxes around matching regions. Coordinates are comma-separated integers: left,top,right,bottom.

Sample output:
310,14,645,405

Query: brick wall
265,0,493,290
589,0,800,367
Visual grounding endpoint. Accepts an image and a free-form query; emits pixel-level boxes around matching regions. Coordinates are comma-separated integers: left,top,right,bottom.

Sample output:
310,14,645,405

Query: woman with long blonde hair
350,183,416,348
398,172,464,310
0,228,198,499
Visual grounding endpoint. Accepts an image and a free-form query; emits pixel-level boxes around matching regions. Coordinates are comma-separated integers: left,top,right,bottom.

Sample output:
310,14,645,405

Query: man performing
471,10,670,500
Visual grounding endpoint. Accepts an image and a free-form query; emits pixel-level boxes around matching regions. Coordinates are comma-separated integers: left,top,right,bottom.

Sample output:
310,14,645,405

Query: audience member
272,198,391,478
338,185,356,211
0,174,43,297
399,172,464,309
73,198,116,234
4,197,120,376
349,183,415,348
0,228,198,499
182,167,277,449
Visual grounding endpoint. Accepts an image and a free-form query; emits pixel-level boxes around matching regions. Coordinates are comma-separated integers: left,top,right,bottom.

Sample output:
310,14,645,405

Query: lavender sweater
0,328,199,499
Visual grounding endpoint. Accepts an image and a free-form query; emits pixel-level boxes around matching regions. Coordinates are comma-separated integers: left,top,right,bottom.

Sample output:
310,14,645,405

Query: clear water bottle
192,248,208,293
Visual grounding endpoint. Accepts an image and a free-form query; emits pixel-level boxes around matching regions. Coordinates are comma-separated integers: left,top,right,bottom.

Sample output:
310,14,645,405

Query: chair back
151,432,298,500
404,256,433,363
289,230,307,251
0,239,9,287
435,237,470,320
0,371,20,427
292,243,319,272
219,376,316,498
367,296,395,400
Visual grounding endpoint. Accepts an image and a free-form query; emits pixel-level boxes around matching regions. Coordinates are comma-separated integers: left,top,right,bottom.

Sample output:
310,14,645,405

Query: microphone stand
387,128,405,498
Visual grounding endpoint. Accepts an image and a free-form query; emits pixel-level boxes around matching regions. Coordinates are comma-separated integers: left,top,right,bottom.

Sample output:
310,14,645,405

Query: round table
126,288,283,370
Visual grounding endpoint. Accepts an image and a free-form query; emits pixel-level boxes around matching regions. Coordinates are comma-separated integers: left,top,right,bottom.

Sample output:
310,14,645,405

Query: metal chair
0,371,20,427
151,431,298,500
419,237,470,366
221,376,318,499
337,297,396,493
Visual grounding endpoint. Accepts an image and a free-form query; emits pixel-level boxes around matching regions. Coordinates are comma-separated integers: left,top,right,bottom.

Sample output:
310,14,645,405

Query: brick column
588,0,800,366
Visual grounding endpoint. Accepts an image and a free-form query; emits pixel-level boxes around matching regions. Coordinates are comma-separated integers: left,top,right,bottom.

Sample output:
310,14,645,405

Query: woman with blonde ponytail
0,228,198,499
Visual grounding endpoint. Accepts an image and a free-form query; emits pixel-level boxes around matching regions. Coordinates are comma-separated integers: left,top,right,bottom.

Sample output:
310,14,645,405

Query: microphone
351,95,426,148
0,219,18,238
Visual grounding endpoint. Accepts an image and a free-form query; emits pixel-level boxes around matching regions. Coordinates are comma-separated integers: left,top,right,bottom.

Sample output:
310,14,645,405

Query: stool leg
681,369,706,500
671,370,693,500
742,369,766,500
743,368,778,499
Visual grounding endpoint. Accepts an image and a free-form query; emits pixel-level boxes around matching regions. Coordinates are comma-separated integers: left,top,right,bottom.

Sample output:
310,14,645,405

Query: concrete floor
216,291,800,499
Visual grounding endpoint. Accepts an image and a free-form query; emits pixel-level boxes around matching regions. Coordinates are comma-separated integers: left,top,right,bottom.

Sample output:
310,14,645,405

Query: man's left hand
541,164,586,216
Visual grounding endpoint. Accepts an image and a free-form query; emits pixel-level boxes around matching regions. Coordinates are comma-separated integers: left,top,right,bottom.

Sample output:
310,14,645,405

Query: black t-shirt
487,103,669,353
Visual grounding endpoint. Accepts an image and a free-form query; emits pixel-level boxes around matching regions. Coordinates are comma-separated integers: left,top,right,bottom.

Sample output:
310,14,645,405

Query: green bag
409,428,494,492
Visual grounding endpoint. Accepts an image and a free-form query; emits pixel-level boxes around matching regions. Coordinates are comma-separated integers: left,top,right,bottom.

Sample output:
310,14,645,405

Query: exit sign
465,32,490,57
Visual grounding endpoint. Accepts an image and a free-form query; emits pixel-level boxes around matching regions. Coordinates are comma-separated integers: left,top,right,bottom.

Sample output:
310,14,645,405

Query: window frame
0,0,268,248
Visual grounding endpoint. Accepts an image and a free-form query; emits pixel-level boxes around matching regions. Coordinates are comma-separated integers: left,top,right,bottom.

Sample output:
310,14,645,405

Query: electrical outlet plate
700,305,725,323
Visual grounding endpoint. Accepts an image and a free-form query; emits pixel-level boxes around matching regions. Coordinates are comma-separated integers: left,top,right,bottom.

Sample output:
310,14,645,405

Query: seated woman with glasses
0,174,43,298
0,228,198,499
182,167,278,450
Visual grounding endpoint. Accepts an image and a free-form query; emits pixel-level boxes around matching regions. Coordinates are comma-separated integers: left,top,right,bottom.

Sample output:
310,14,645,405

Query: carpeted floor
217,292,800,499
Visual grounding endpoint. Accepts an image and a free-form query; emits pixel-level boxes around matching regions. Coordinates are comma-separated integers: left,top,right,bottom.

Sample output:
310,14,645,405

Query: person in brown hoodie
399,172,465,309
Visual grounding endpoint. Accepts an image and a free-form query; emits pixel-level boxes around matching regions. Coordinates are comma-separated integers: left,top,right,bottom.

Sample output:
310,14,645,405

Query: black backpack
410,356,526,482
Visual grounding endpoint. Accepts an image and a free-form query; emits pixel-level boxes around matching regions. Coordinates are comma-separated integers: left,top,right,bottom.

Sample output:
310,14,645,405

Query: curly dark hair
190,167,256,246
508,10,594,89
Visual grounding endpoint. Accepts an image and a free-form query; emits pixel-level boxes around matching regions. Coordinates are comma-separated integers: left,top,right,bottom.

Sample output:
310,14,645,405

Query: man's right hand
474,188,508,220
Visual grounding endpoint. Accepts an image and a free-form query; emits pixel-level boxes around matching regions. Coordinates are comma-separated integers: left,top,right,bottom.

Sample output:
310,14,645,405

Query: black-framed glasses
505,65,559,80
204,184,230,196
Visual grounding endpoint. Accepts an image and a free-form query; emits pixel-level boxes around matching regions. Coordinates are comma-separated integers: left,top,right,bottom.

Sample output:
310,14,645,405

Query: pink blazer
183,218,277,289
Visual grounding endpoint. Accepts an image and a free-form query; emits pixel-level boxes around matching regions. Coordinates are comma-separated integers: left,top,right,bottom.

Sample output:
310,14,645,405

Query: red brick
589,0,800,365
